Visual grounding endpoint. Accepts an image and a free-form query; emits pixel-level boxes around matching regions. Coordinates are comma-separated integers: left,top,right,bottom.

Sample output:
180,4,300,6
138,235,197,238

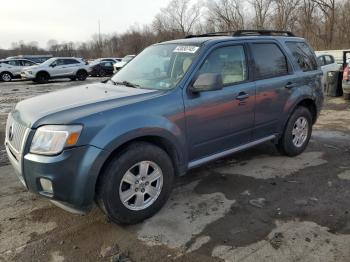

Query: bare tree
311,0,336,48
206,0,245,31
249,0,273,29
272,0,301,31
153,0,202,36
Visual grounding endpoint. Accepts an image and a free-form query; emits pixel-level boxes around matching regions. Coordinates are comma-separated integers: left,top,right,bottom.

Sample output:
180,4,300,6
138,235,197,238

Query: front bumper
5,140,108,213
21,71,35,80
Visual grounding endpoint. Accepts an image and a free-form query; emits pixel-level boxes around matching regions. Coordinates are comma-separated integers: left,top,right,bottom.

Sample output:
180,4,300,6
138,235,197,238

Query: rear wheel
1,72,12,82
277,106,312,156
76,70,88,81
96,142,174,224
35,72,49,84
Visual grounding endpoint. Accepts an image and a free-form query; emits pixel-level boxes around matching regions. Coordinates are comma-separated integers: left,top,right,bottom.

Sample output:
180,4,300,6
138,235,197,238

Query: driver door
184,44,256,161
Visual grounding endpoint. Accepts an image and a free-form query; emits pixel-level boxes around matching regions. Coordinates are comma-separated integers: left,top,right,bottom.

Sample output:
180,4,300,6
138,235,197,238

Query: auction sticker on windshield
173,46,199,53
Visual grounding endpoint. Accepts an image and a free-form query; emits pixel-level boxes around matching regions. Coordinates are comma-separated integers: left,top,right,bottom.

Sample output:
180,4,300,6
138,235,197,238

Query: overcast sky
0,0,171,49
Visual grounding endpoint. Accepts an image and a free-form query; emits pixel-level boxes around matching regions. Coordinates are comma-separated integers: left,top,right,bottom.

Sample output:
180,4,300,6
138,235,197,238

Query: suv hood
14,83,161,128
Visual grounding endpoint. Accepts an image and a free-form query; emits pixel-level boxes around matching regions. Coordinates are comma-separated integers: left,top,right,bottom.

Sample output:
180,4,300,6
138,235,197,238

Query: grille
6,114,28,153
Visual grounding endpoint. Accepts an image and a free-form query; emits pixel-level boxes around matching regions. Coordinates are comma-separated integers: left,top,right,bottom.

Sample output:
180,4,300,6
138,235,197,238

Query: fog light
40,178,53,194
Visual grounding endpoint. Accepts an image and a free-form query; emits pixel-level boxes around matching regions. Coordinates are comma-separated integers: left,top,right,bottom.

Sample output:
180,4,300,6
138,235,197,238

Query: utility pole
98,19,102,57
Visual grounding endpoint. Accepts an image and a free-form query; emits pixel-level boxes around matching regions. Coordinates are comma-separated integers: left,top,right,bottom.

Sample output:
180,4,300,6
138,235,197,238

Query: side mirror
190,73,223,93
50,64,56,68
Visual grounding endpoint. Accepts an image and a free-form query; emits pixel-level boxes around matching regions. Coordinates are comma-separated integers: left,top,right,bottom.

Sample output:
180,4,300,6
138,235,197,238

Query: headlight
30,125,83,155
27,71,32,75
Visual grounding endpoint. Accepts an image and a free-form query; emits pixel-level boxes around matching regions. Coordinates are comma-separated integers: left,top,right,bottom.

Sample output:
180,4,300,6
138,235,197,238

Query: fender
36,70,50,78
278,87,317,134
89,114,188,171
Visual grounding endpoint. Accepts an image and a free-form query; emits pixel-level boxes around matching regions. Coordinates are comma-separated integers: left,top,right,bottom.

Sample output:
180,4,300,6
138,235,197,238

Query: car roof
159,35,305,46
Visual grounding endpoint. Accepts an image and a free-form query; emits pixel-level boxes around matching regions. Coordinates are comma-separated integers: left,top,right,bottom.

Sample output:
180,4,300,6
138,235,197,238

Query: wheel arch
94,134,185,198
0,71,14,78
278,97,317,140
36,70,50,78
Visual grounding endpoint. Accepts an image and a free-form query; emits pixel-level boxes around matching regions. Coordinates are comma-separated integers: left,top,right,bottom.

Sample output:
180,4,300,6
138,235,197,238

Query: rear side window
251,43,288,79
286,42,318,71
198,45,248,85
64,59,80,65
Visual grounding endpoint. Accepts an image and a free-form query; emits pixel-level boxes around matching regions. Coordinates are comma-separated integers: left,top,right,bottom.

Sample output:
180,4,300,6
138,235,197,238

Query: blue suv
4,30,323,224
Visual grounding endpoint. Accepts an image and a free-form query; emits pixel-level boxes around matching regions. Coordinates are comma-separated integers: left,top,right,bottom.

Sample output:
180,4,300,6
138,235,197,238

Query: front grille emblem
8,124,14,141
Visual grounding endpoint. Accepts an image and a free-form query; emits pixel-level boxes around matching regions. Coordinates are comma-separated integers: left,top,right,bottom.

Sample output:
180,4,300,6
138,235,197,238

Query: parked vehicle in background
6,55,53,64
21,57,90,84
89,60,114,77
5,30,323,224
113,55,135,72
342,58,350,100
0,59,37,82
317,54,339,89
99,58,122,63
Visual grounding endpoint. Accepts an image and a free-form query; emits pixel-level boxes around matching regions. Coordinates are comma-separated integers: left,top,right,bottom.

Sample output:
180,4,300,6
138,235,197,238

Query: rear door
63,59,81,75
184,43,256,161
249,41,296,139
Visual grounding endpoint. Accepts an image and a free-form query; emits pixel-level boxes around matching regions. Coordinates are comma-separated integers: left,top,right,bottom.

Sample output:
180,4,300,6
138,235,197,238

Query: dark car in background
89,60,115,77
4,30,323,224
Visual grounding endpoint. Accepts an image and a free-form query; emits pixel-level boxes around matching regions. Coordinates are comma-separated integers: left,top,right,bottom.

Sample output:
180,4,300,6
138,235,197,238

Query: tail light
343,65,349,81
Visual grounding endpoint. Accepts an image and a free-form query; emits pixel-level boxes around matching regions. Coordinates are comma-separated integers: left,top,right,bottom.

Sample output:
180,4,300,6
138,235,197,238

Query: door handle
236,92,249,101
285,82,297,89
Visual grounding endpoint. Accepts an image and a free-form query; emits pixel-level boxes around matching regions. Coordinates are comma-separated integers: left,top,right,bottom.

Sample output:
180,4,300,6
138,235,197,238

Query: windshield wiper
113,80,140,88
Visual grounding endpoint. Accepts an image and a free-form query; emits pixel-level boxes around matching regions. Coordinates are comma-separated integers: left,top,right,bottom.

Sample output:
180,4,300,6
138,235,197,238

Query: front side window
111,44,200,90
50,59,65,67
21,60,35,66
197,45,247,85
286,42,318,71
317,56,325,66
251,43,288,79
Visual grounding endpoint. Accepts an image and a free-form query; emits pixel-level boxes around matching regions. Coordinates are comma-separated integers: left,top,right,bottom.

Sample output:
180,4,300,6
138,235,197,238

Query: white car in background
0,59,37,82
317,54,340,88
21,57,91,84
113,55,135,72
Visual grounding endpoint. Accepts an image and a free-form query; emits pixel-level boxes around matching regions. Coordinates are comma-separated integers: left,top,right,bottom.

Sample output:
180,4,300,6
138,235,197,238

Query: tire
0,72,12,82
344,92,350,100
76,70,88,81
96,142,174,224
277,106,312,156
98,69,106,77
35,72,49,84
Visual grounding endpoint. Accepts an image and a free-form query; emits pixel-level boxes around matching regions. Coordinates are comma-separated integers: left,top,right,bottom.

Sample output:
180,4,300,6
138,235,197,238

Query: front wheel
96,142,174,224
1,72,12,82
277,106,312,156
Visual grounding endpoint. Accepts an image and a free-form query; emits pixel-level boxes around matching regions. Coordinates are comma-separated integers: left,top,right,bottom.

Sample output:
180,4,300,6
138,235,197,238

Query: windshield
41,58,56,66
111,44,200,90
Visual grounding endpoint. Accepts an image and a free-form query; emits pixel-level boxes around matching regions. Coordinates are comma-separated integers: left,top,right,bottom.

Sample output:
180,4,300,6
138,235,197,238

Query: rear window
286,42,318,71
251,43,288,79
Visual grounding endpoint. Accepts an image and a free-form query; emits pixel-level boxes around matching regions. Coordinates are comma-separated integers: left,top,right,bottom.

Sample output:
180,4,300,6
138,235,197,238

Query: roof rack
185,31,235,38
233,30,295,37
185,29,295,38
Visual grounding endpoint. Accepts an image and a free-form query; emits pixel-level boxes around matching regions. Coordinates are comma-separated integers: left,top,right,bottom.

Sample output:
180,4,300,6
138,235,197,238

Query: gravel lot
0,79,350,262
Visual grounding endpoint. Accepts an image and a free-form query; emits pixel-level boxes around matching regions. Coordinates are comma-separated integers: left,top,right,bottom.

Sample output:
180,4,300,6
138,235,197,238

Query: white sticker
173,46,199,53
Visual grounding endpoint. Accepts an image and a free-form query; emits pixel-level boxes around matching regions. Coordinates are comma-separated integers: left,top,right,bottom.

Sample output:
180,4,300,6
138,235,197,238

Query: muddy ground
0,79,350,262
